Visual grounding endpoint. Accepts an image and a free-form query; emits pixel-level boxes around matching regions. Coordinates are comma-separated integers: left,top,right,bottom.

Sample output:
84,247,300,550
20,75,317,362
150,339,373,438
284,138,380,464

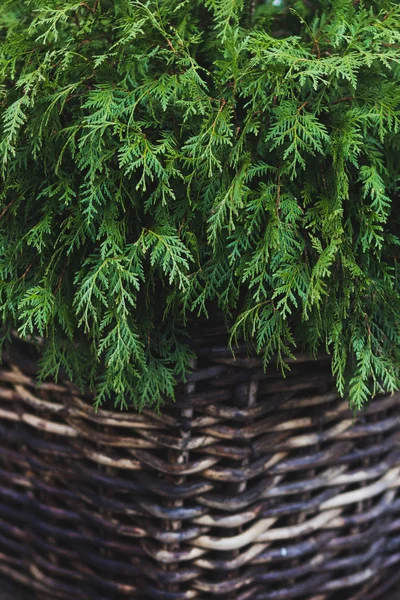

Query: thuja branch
0,0,399,410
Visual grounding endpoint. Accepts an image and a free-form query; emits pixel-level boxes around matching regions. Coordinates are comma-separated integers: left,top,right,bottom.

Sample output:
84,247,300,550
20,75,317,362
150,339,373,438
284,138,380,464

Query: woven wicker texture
0,330,400,600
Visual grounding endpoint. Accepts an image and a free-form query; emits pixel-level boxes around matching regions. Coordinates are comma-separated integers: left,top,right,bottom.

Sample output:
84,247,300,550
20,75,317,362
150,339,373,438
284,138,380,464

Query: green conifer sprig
0,0,399,410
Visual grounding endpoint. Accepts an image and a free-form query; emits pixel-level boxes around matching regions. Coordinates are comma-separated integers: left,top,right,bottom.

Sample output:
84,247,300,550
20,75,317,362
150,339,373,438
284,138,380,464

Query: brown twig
0,200,14,221
21,263,32,280
80,1,100,13
54,274,64,295
211,98,227,129
73,11,81,29
332,96,355,105
298,100,310,112
80,2,94,12
313,40,321,60
166,38,178,54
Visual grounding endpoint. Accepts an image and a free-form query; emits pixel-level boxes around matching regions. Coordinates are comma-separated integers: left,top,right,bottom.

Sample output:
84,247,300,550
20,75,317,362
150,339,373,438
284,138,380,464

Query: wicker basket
0,330,400,600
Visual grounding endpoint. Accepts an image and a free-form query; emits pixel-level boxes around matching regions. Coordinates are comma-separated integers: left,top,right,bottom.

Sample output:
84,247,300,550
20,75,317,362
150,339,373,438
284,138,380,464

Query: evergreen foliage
0,0,399,410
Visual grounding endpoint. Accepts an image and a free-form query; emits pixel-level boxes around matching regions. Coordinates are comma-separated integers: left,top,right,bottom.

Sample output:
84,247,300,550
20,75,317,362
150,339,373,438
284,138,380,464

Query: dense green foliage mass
0,0,399,410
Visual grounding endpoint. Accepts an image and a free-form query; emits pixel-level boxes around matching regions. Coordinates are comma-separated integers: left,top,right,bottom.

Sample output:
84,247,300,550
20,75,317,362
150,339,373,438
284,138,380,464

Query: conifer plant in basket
1,3,400,600
0,0,400,411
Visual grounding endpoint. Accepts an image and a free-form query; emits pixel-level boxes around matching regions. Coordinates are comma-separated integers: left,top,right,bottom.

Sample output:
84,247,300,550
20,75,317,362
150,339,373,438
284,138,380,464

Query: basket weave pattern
0,337,400,600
